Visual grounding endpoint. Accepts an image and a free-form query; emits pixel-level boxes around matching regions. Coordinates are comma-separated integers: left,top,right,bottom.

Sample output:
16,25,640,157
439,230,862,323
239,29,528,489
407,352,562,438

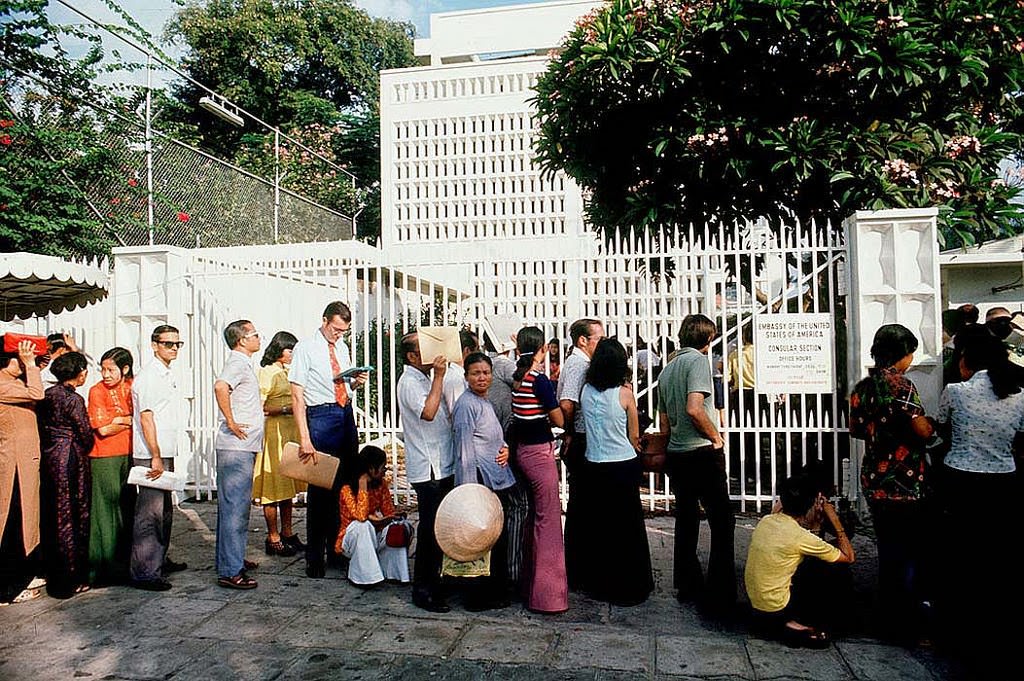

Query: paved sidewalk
0,501,957,680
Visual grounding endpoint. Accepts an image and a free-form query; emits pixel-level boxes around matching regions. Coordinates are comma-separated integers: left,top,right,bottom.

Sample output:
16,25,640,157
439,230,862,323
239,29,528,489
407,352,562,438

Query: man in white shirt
397,331,455,613
129,325,188,591
557,318,604,589
213,320,264,590
289,301,367,578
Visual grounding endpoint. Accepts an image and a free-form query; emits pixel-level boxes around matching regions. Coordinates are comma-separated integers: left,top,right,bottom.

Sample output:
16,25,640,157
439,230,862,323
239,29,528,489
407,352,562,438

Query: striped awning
0,252,109,321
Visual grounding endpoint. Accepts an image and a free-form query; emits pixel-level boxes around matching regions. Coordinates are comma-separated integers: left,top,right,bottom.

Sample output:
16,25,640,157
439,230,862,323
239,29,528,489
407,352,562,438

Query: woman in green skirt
86,347,136,584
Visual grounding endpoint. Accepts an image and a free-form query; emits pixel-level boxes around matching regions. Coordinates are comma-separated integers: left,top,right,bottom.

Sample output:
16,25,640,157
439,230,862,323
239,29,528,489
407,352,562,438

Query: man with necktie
289,302,367,578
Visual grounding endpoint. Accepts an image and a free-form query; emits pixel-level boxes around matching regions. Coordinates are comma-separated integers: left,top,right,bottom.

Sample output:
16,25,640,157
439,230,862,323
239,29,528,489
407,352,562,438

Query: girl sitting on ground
334,445,411,588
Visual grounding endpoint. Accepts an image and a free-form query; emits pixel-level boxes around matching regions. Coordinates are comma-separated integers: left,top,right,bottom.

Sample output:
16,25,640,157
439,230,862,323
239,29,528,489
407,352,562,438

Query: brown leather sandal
217,573,257,590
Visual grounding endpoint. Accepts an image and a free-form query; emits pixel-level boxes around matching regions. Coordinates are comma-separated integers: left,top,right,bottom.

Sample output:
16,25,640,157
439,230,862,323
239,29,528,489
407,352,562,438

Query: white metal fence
120,214,851,512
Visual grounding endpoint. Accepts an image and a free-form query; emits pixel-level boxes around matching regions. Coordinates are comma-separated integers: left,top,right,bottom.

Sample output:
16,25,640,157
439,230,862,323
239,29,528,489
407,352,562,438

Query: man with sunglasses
213,320,263,589
289,302,367,578
129,325,188,591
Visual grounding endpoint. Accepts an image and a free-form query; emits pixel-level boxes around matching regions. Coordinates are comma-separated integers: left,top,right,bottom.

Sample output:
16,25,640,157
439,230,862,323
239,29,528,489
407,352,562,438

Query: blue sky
48,1,554,42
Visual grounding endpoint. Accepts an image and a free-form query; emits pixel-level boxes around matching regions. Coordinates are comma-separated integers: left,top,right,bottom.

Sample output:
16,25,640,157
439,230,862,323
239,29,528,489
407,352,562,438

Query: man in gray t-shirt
657,314,735,612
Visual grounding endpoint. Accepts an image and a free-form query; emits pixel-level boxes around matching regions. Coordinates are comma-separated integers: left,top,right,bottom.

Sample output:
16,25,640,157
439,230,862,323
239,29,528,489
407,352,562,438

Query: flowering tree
532,0,1024,246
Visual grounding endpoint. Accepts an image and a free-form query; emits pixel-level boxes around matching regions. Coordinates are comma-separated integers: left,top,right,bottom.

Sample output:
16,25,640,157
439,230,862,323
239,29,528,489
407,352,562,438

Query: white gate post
843,208,942,507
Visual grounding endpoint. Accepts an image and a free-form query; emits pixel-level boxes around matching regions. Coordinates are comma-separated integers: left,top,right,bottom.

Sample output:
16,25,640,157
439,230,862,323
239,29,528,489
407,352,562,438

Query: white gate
112,218,850,513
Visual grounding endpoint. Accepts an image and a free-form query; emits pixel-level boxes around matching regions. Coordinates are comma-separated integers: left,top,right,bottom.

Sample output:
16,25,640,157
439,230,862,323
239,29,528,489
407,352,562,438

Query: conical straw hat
435,483,504,562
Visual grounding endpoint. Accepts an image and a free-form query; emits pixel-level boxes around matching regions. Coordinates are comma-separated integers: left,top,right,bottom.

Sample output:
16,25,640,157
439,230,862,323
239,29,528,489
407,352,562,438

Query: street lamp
199,95,244,128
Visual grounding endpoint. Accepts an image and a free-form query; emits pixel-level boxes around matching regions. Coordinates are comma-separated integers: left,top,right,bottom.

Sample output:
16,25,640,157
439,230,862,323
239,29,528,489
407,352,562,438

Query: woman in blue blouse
578,338,653,606
451,352,518,611
933,326,1024,676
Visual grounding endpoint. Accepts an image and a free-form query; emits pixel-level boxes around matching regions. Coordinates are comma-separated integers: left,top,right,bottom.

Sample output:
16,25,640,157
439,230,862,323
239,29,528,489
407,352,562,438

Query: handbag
384,520,412,548
639,432,669,474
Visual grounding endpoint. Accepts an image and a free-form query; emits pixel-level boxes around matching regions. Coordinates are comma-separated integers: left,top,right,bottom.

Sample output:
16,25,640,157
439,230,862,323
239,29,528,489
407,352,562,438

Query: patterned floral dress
848,365,931,631
39,383,95,596
849,366,928,502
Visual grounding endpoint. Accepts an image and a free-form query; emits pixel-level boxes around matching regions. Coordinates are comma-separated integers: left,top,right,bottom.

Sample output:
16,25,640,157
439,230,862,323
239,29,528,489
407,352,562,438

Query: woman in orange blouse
334,445,410,587
86,347,135,585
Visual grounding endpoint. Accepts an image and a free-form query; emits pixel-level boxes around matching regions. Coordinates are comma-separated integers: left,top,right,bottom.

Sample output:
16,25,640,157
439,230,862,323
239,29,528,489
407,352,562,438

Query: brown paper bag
280,442,340,489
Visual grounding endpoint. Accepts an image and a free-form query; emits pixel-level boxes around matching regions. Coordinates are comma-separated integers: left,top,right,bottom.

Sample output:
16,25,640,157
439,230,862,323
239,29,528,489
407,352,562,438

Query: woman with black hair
934,326,1024,674
38,351,94,598
510,326,567,613
849,324,934,640
0,340,45,604
577,338,653,606
255,331,304,556
86,346,135,585
333,445,410,587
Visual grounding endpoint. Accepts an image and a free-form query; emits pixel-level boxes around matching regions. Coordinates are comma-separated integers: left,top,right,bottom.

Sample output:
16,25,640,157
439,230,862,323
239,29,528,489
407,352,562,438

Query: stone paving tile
120,595,226,638
548,628,651,673
174,640,297,681
279,649,397,681
656,634,753,678
746,637,854,680
191,601,302,640
273,608,377,649
0,629,119,681
78,634,218,680
452,622,557,664
487,662,598,680
358,616,468,657
381,655,493,680
837,642,945,681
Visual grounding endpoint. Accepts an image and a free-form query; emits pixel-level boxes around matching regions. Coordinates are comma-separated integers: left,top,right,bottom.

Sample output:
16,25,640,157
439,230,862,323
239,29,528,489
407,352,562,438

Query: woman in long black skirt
577,338,653,606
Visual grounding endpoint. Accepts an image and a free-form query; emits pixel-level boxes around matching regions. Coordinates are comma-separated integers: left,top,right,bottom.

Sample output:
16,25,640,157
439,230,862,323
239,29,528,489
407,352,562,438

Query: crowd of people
848,307,1024,678
2,300,1020,672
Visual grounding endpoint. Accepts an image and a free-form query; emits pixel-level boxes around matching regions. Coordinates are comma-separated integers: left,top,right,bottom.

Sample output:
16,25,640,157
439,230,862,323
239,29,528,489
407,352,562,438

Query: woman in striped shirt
511,326,567,613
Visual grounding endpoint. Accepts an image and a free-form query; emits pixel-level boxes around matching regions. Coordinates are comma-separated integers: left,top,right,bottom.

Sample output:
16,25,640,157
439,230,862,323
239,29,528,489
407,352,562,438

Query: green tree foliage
0,0,121,257
532,0,1024,247
167,0,418,242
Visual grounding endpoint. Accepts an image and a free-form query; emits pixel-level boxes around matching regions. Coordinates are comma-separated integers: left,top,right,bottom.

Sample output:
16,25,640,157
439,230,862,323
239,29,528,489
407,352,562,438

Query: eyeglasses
156,341,185,350
243,331,260,339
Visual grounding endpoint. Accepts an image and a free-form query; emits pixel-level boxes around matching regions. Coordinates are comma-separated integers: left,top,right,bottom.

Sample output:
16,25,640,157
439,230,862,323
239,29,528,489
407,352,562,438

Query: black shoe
306,562,326,579
130,578,172,592
265,538,298,557
162,559,187,573
282,534,306,551
244,559,259,571
413,593,451,613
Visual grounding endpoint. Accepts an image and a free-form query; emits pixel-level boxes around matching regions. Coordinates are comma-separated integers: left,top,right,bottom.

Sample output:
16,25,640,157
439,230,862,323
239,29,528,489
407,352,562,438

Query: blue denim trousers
215,449,256,578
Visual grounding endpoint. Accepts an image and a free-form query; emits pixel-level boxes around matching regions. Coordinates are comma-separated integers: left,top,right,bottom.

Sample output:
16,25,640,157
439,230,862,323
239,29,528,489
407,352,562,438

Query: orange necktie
327,340,348,407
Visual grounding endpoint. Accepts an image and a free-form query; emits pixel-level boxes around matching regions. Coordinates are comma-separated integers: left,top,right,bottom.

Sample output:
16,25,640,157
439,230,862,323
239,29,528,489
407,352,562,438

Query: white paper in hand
128,466,186,491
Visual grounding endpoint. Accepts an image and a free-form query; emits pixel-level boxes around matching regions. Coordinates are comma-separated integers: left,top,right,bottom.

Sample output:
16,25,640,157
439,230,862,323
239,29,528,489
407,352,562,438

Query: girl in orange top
86,347,134,585
335,445,410,587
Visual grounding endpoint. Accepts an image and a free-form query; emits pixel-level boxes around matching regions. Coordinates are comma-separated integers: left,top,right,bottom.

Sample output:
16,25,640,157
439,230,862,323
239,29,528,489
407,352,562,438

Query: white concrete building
380,0,604,290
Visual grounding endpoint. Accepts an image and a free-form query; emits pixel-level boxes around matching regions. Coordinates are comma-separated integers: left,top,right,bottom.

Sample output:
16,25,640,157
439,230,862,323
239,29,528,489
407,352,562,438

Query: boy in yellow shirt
745,474,855,648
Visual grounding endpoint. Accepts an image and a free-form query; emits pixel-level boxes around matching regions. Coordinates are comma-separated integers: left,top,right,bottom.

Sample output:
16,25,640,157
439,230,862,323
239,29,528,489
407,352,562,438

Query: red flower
176,212,190,222
0,203,7,211
110,197,121,205
128,178,138,187
0,134,12,145
894,446,909,461
0,120,13,128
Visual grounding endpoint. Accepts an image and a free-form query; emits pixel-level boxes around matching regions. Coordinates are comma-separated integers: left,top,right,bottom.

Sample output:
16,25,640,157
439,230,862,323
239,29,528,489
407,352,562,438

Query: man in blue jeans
289,302,367,578
214,320,264,589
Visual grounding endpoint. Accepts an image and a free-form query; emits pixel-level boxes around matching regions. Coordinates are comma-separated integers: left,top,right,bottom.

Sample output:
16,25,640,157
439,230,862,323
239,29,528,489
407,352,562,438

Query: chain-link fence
4,4,357,250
